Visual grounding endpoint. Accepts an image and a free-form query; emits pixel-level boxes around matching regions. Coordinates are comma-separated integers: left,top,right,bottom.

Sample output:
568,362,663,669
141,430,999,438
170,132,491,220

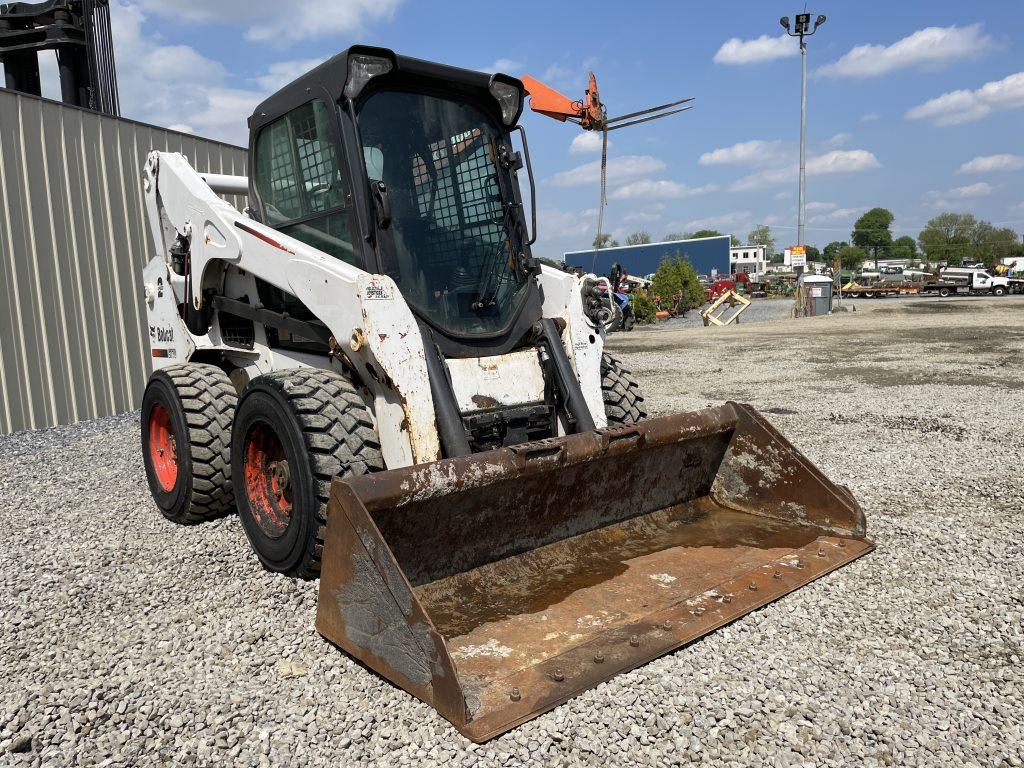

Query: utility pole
780,12,826,249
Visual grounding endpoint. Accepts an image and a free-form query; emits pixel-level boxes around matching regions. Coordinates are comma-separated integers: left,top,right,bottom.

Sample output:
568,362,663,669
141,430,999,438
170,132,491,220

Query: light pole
780,13,826,249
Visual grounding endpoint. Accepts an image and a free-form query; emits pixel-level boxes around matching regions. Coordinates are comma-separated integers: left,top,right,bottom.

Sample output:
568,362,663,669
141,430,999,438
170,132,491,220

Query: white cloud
809,207,864,224
935,182,994,199
818,24,992,79
255,58,327,93
860,113,881,123
805,202,837,212
569,132,613,154
488,58,525,73
699,140,786,166
683,211,753,231
134,0,400,47
826,132,853,147
714,34,797,65
926,182,995,209
111,2,260,144
957,154,1024,174
730,149,880,191
537,207,596,240
808,150,881,175
906,71,1024,126
622,211,662,224
774,190,792,200
609,180,717,200
546,155,665,187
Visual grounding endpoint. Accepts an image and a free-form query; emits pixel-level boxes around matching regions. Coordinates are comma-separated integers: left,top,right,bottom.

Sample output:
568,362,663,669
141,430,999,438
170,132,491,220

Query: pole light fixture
782,11,826,251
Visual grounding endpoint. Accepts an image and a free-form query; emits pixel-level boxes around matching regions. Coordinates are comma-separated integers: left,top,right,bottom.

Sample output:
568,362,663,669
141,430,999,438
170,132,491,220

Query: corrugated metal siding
0,88,248,435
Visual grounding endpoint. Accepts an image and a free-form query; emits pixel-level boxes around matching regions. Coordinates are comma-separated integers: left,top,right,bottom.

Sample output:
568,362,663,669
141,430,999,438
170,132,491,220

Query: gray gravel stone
1,295,1022,766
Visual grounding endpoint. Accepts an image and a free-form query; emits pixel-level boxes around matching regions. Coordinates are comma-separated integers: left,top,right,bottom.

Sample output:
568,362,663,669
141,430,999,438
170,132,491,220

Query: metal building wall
0,88,248,435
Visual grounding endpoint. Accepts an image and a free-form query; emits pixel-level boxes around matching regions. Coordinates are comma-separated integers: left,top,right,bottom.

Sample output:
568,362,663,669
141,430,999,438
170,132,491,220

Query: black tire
231,368,384,578
939,287,950,297
993,286,1006,296
601,353,647,425
141,364,237,524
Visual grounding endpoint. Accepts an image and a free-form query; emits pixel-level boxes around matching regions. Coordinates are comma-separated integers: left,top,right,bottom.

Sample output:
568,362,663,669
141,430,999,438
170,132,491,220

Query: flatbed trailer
920,274,1024,297
843,283,921,298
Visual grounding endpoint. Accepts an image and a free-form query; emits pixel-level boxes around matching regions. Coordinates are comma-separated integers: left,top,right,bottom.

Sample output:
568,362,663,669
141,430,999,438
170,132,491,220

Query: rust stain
471,394,501,409
316,402,872,743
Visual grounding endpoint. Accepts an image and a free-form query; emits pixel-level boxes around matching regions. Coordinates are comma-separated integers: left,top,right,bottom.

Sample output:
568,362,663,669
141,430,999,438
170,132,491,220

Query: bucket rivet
629,635,640,647
594,654,605,664
748,582,758,591
795,560,805,569
838,540,847,548
817,547,826,558
550,669,564,682
773,571,782,579
510,687,521,702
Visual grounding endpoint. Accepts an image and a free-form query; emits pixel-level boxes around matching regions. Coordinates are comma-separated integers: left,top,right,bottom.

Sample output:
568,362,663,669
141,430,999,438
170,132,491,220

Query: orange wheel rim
243,422,293,538
148,403,179,492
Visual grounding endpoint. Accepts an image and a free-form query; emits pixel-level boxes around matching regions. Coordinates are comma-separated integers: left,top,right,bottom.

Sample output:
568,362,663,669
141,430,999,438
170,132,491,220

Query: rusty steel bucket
315,402,873,741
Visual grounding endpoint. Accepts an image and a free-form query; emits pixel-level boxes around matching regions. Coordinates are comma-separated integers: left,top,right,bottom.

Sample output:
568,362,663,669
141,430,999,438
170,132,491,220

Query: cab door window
253,100,357,266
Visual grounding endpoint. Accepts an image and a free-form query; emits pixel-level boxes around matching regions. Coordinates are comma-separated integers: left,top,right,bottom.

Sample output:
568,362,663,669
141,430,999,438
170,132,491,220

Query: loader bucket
315,402,873,742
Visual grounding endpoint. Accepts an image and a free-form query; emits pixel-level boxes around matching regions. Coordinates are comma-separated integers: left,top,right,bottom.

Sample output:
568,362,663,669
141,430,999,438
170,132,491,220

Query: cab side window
253,100,357,266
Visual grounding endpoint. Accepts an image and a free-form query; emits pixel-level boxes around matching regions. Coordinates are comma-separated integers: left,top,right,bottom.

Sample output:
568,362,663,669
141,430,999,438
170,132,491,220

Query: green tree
838,245,867,272
823,241,848,264
804,245,821,262
747,225,775,256
650,257,682,310
630,289,658,324
663,232,690,241
650,256,705,314
593,232,619,249
851,208,894,270
676,258,707,310
972,223,1021,261
889,235,917,261
625,231,652,246
918,213,976,265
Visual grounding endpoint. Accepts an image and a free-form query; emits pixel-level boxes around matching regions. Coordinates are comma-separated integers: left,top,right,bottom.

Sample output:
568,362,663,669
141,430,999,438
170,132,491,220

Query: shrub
630,289,657,324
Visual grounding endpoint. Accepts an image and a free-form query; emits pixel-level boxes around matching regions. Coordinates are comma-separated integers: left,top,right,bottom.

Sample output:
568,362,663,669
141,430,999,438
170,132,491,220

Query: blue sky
36,1,1024,259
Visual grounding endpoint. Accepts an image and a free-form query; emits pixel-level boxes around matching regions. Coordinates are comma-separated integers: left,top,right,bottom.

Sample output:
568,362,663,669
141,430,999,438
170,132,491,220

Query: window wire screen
255,100,344,224
359,90,529,336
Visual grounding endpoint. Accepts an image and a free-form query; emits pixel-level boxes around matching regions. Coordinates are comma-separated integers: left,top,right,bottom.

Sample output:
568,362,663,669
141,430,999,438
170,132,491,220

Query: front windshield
358,90,530,336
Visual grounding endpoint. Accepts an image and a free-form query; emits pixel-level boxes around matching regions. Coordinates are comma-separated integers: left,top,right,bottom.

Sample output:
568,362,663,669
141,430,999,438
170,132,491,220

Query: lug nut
510,687,521,702
748,582,758,591
550,668,564,682
594,653,605,664
691,607,705,617
722,595,733,604
838,540,847,548
629,635,640,647
795,560,805,569
773,570,782,579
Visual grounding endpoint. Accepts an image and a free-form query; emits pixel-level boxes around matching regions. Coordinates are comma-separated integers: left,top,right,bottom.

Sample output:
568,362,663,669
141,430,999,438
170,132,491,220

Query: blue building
563,235,730,279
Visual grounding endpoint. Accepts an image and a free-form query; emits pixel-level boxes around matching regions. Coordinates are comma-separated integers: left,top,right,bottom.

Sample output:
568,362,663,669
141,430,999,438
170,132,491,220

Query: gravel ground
2,296,1022,767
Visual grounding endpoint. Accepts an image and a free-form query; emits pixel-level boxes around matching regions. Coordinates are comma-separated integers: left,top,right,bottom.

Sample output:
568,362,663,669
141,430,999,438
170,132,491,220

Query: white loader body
141,150,606,469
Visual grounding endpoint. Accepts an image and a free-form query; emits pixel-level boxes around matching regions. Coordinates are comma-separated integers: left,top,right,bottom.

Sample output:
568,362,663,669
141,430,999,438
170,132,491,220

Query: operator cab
247,47,541,357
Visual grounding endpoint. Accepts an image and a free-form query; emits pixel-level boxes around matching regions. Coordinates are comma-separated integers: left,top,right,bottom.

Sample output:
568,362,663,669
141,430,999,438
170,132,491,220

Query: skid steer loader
139,46,872,741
